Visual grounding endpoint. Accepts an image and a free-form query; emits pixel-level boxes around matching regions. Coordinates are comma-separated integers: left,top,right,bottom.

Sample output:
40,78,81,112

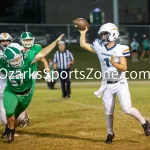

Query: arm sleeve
25,51,36,65
121,46,130,57
90,39,101,53
35,44,42,54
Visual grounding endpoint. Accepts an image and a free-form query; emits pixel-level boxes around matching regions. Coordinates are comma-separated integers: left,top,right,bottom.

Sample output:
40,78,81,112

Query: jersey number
104,58,110,67
10,79,24,86
9,73,24,86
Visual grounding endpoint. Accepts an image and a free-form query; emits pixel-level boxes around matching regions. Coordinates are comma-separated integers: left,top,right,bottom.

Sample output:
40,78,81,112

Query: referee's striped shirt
53,50,74,69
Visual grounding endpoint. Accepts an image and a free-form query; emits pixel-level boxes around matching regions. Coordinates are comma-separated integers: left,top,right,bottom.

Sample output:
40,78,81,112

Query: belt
13,87,31,95
107,81,118,84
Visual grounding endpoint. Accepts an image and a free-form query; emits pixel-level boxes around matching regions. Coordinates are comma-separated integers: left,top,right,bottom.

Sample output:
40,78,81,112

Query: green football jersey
30,44,42,72
3,50,36,92
30,44,42,55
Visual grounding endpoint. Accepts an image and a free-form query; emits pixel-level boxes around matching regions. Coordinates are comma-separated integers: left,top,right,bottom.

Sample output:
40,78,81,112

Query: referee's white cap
58,41,65,45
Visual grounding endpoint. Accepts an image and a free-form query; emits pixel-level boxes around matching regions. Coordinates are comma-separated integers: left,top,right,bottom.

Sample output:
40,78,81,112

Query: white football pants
102,79,133,115
0,76,7,124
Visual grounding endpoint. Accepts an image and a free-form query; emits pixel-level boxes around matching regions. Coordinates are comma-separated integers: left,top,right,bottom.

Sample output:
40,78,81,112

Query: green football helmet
4,46,24,68
20,32,34,48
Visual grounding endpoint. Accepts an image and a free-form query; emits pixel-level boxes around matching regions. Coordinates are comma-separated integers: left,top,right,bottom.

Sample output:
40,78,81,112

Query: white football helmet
98,23,119,45
0,32,13,50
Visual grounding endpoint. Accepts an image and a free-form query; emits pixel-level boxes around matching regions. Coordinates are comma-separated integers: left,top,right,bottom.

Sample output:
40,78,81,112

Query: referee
53,41,74,98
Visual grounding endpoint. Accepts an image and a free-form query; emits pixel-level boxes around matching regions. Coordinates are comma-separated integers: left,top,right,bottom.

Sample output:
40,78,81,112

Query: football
73,18,90,31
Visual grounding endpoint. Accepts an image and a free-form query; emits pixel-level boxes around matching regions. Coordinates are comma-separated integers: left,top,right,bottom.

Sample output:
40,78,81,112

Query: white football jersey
91,39,130,81
0,49,6,91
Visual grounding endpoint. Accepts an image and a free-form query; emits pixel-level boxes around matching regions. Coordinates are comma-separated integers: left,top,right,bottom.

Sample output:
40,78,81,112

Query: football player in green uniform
17,32,51,127
19,32,50,79
0,32,51,128
0,33,32,130
1,34,64,143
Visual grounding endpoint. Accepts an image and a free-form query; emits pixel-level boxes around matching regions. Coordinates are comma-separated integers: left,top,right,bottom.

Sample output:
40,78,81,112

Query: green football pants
3,80,35,119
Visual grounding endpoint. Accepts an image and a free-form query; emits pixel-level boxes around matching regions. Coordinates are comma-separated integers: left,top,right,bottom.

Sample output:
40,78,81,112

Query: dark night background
0,0,150,24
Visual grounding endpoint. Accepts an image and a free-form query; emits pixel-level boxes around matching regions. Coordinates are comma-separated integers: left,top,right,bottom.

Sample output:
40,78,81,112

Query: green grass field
0,82,150,150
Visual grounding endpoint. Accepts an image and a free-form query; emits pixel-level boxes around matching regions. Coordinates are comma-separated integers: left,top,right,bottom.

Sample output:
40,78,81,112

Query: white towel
94,80,107,98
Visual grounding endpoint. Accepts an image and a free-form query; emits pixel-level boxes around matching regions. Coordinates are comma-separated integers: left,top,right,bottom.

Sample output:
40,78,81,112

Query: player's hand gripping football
78,26,89,34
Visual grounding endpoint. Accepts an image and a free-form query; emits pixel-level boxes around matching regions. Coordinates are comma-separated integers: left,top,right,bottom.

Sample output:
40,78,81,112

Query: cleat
105,133,115,144
66,95,70,98
7,129,15,143
142,120,150,136
20,118,30,128
14,133,19,137
1,125,9,139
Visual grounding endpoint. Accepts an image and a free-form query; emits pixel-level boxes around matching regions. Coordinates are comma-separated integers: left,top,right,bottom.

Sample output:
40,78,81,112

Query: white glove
44,74,51,82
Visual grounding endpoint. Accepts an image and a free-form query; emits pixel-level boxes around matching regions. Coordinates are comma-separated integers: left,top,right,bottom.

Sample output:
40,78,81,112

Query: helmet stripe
26,32,29,37
3,33,7,38
7,47,17,57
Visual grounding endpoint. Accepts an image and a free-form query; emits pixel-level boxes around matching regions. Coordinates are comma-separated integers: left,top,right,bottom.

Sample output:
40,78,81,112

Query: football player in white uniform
79,23,150,144
0,33,29,130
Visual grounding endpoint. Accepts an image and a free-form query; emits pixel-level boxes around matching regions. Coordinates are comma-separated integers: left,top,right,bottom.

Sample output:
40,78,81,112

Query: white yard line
48,98,150,122
31,82,150,136
48,98,150,134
